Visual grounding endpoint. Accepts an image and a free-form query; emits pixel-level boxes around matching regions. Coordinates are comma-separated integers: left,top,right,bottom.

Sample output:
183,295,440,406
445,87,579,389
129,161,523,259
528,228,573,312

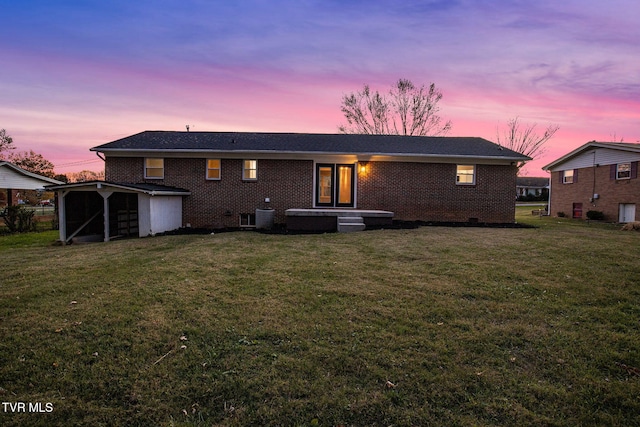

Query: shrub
3,205,37,232
557,212,566,217
517,194,549,202
586,210,605,221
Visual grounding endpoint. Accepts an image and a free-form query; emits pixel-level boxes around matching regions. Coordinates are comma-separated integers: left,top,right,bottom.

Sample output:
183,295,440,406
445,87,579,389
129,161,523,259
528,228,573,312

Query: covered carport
46,181,190,244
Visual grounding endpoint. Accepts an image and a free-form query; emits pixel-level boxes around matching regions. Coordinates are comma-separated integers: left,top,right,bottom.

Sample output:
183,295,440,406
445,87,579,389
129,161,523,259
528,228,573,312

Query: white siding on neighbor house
138,194,182,237
0,166,53,190
549,148,640,172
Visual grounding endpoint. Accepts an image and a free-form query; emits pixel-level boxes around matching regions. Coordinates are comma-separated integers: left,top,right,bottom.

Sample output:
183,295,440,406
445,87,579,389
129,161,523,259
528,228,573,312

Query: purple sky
1,0,639,175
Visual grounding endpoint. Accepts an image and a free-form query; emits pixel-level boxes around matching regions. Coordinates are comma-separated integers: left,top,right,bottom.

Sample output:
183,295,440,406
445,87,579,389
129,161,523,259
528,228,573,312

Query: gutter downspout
546,170,552,215
591,150,597,207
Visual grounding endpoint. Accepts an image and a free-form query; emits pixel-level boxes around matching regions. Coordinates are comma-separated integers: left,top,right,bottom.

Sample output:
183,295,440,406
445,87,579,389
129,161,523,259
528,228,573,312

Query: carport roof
46,180,191,196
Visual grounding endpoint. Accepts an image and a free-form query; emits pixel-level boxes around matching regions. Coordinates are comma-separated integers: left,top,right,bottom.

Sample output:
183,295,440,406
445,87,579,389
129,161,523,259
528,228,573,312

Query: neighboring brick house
49,131,529,241
542,142,640,222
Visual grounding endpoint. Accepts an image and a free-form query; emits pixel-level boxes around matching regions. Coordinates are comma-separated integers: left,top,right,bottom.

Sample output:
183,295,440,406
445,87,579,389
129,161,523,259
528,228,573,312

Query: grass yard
0,211,638,426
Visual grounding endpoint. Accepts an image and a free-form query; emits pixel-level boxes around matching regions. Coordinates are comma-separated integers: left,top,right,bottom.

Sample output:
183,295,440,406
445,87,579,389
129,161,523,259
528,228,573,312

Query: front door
316,163,354,207
619,204,636,223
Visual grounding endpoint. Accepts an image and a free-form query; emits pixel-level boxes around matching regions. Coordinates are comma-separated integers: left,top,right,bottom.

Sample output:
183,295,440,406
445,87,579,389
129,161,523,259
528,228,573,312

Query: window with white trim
563,169,574,184
206,159,221,180
239,213,256,227
456,165,475,185
617,163,631,180
145,158,164,179
243,160,257,180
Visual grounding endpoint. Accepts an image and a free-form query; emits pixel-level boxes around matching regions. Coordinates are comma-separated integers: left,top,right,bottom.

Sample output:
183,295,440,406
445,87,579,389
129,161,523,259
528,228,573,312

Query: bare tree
339,85,391,134
609,133,625,142
496,117,559,172
8,150,55,178
0,129,15,159
68,169,105,183
339,78,452,136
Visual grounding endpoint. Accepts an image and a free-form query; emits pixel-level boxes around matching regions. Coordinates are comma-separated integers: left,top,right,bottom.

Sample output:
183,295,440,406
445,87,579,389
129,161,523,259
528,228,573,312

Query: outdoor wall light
359,164,367,174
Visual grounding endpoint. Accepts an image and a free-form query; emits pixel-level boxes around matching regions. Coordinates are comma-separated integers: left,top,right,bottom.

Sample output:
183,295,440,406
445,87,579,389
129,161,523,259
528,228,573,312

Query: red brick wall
106,157,313,228
106,157,518,227
550,165,640,221
357,162,517,223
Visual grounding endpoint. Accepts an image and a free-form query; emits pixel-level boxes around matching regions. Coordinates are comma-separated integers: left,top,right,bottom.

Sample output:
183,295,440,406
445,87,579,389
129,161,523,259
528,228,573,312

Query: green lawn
0,212,638,426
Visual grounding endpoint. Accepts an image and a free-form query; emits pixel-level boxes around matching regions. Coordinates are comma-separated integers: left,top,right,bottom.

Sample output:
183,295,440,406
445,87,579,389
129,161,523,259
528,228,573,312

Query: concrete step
337,216,364,223
337,216,365,232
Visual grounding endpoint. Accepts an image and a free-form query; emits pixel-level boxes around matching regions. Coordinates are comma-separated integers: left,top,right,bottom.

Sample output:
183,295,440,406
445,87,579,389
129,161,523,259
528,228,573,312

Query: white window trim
563,170,574,184
616,163,631,180
239,213,256,228
144,158,164,179
243,160,257,181
206,159,221,180
456,164,476,185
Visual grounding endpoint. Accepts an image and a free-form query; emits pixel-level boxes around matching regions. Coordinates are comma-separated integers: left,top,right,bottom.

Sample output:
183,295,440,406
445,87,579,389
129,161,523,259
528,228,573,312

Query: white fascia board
542,142,596,170
1,161,64,185
46,181,190,196
46,182,103,191
147,190,192,196
542,142,640,170
97,149,526,164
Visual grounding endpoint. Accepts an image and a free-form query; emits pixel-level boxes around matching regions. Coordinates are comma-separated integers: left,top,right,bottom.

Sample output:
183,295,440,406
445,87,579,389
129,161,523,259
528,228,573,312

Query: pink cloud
2,0,638,177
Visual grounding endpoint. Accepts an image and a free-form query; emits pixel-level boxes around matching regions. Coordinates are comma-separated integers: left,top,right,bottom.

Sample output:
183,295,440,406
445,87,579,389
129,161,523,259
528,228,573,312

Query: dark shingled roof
516,177,549,187
92,131,531,160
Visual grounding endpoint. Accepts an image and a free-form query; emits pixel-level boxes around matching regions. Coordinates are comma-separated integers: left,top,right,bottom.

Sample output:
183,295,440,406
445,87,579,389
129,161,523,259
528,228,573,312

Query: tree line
0,129,103,183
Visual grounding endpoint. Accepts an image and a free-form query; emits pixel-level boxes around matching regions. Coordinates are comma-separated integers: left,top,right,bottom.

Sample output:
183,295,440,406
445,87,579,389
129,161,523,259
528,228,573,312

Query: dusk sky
2,0,639,175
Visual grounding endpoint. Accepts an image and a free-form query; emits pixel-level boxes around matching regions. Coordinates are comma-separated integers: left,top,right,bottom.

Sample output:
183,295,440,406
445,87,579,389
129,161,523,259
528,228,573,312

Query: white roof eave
92,148,529,163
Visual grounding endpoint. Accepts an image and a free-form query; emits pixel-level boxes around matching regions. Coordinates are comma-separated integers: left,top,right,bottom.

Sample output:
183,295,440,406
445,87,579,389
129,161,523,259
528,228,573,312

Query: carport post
57,190,67,244
100,191,113,242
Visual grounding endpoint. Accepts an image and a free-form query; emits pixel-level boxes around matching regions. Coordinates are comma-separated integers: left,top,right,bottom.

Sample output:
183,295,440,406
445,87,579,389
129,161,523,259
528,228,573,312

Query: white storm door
619,204,636,223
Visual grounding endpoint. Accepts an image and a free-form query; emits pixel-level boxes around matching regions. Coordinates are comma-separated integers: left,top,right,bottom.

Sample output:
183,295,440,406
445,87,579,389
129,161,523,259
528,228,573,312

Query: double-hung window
616,163,631,180
563,169,574,184
456,165,475,185
145,158,164,179
243,160,257,180
207,159,221,180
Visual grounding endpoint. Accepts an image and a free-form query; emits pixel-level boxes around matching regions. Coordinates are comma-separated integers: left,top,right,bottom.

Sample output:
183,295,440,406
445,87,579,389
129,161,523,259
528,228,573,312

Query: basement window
145,158,164,179
456,165,475,185
239,213,256,228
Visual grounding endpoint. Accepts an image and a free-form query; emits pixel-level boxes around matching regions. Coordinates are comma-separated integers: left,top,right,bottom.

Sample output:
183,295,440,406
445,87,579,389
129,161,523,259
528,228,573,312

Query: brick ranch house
542,141,640,222
49,131,529,242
